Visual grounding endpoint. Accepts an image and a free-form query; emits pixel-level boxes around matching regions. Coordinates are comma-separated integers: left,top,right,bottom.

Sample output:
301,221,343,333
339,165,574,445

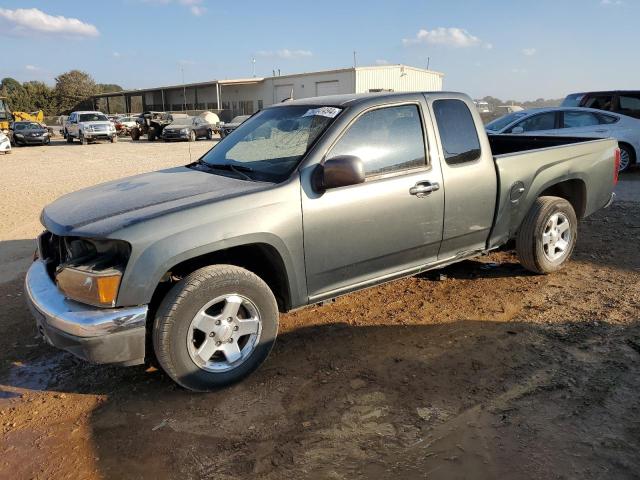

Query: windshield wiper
196,161,254,181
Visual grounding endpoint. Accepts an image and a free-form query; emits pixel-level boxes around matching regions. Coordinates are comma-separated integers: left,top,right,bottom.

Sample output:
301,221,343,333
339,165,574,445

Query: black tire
619,144,634,173
65,130,73,143
189,130,196,142
110,135,117,143
80,133,87,145
206,129,213,140
131,128,140,141
516,196,577,274
153,265,279,392
148,131,156,142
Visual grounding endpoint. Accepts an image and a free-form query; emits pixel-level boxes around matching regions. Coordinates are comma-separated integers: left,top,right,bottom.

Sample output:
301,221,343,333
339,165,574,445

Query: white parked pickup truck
64,111,117,145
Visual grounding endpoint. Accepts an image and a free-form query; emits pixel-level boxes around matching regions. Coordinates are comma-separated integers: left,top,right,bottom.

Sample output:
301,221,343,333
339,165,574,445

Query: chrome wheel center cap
215,322,234,342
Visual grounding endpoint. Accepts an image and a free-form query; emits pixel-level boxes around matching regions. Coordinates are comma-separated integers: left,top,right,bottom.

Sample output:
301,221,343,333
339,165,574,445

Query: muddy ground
0,141,639,479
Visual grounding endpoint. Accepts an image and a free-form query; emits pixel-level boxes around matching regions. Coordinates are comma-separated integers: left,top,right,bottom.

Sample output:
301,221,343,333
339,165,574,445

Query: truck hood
42,166,270,237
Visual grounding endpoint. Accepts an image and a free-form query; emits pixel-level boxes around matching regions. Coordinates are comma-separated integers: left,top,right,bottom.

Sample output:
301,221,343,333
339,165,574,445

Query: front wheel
516,196,577,274
189,130,196,142
153,265,279,391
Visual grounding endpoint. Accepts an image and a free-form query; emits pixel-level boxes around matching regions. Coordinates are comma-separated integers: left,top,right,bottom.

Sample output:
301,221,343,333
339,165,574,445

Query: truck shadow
76,320,640,478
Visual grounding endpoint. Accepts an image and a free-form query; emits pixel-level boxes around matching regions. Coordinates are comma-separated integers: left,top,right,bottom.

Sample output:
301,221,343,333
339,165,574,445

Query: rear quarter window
433,99,481,165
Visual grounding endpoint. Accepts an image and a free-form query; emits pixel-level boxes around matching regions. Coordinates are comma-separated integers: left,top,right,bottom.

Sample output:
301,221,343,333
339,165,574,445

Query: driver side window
328,104,427,177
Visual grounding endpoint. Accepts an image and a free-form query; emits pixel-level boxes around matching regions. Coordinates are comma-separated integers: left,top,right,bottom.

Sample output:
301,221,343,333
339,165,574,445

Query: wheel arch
147,241,294,318
538,178,587,219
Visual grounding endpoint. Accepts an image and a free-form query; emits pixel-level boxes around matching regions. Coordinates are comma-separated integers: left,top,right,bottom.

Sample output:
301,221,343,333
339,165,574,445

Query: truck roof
274,91,468,108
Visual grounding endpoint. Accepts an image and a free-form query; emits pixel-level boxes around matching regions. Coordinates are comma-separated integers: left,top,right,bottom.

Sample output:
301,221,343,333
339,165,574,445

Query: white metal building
94,65,444,121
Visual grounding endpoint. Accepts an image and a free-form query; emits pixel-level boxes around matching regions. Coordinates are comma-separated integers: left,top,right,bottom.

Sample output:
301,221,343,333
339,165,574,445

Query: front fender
113,179,306,309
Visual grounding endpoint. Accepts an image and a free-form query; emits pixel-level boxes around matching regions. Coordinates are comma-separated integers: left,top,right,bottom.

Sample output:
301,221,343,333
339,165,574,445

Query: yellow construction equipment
0,96,44,131
0,97,11,131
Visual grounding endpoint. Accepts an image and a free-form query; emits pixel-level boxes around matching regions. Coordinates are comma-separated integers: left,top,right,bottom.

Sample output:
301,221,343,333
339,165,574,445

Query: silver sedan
486,107,640,171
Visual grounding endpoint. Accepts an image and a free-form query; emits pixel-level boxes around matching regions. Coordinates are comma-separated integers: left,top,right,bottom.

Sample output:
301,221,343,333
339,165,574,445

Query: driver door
301,102,444,300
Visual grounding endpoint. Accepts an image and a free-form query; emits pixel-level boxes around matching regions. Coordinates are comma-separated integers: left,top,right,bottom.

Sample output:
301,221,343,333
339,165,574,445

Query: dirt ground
1,139,639,479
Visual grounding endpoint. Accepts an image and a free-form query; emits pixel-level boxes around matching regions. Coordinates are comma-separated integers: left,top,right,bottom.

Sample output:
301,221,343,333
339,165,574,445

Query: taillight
614,148,620,185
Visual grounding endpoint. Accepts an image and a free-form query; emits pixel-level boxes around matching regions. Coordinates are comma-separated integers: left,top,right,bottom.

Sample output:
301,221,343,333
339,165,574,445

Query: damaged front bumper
24,260,147,366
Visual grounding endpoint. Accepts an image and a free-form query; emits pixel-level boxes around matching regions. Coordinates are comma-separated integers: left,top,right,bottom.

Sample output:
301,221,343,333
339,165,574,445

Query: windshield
230,115,250,124
199,105,341,182
485,112,528,132
79,113,109,122
170,117,193,126
561,93,585,107
14,122,42,130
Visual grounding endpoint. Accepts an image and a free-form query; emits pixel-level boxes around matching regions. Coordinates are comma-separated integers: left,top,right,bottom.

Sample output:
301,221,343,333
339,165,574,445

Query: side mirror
313,155,365,191
511,126,524,134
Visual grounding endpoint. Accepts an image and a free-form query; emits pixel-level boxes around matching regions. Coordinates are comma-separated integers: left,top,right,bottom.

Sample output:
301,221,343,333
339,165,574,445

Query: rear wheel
65,130,73,143
110,135,118,143
516,196,577,274
619,145,634,172
130,128,140,141
80,133,87,145
206,129,213,140
153,265,279,391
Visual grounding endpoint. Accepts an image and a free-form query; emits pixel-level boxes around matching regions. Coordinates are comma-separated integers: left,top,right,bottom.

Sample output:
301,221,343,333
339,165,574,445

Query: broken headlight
55,238,130,307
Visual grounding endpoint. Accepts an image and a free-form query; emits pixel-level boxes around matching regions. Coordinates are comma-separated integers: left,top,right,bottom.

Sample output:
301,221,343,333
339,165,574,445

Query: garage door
274,84,294,103
316,81,340,97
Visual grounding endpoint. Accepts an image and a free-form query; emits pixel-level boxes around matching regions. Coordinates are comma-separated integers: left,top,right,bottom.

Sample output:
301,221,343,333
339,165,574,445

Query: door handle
409,181,440,196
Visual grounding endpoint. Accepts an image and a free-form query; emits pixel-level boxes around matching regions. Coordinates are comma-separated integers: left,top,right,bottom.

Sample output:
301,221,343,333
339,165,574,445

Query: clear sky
1,0,638,100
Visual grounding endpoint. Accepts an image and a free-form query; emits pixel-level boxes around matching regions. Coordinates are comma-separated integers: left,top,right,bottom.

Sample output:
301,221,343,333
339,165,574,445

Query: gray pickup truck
25,92,618,391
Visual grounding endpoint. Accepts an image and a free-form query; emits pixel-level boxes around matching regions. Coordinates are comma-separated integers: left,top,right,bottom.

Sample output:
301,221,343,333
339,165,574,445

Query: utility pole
252,58,256,77
426,57,431,70
181,65,186,111
353,50,357,68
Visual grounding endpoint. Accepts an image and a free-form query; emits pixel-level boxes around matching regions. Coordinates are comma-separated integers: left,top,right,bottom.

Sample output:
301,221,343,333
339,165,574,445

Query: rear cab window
433,99,481,165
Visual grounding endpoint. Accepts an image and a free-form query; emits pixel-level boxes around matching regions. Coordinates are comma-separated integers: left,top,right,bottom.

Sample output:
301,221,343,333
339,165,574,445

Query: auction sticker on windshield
302,107,342,118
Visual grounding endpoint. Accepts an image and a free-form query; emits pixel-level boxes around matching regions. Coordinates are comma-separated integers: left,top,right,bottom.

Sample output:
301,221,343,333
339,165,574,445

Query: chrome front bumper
25,260,148,365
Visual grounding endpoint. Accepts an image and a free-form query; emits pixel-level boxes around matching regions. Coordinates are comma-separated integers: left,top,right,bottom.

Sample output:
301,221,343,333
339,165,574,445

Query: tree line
0,70,122,116
479,96,563,110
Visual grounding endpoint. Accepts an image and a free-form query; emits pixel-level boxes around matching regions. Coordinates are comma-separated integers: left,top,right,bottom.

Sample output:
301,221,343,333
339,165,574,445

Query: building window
239,100,254,115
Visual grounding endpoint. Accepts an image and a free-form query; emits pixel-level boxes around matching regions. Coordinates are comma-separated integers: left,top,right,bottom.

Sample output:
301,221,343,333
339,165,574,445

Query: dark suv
562,91,640,119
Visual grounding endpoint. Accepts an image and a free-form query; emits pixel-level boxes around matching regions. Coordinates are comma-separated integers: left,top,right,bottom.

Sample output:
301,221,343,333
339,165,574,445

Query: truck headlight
56,267,122,307
54,238,130,307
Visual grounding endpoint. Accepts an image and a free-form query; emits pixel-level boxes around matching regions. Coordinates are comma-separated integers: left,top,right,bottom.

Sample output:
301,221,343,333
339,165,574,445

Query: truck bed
487,135,618,250
488,134,598,156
